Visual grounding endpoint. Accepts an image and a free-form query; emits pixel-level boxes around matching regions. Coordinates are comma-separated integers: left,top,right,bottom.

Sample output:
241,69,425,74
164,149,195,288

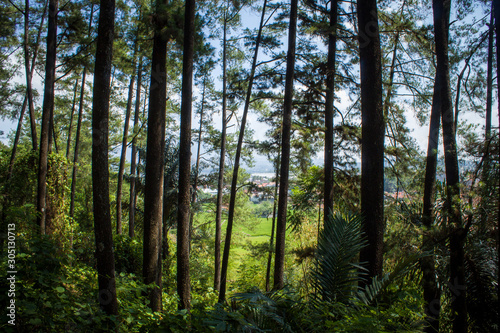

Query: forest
0,0,498,331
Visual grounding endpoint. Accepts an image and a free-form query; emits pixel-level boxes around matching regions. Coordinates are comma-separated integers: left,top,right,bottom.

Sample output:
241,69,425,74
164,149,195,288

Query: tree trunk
91,0,118,319
36,0,58,234
265,149,280,292
273,0,297,291
8,96,28,177
219,0,268,302
214,11,228,294
190,74,206,247
481,8,494,228
129,57,143,239
70,69,87,218
9,0,47,170
177,0,196,311
24,0,38,151
433,1,466,332
70,5,93,219
143,0,169,312
357,0,385,282
66,79,79,159
420,43,443,333
493,0,500,312
116,43,138,235
323,0,337,223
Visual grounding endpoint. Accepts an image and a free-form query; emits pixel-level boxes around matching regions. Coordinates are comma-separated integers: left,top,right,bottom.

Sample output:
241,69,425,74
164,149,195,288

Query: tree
143,0,169,312
420,35,442,333
91,0,118,319
357,0,385,282
36,0,58,234
129,56,143,238
177,0,196,311
69,69,87,219
214,2,230,294
116,38,138,235
493,0,500,311
212,0,245,293
433,0,466,331
7,0,46,175
69,3,94,219
219,0,268,302
274,0,298,290
323,0,337,223
24,0,39,151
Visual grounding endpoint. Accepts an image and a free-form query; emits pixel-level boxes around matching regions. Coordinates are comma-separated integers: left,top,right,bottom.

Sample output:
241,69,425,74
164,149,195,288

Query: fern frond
311,212,368,305
356,252,424,306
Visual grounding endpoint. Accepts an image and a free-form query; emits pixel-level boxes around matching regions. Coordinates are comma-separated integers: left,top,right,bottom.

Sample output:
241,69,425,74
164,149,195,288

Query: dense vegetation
0,0,498,332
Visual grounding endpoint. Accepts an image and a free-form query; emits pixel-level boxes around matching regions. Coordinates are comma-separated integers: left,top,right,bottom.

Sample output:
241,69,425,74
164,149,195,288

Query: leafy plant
311,212,367,304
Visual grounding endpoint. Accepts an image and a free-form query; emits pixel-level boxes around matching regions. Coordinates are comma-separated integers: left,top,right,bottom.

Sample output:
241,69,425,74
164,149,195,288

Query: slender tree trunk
481,8,494,228
219,0,268,302
274,0,297,291
9,0,47,171
116,45,138,235
265,149,280,292
143,0,169,312
357,0,385,282
129,57,143,239
70,5,93,219
24,0,38,151
66,79,79,159
70,69,87,218
37,0,58,234
91,0,118,319
48,104,57,154
420,44,443,333
177,0,196,311
324,0,337,223
189,75,206,246
493,0,500,311
8,96,28,177
214,11,228,294
433,1,466,332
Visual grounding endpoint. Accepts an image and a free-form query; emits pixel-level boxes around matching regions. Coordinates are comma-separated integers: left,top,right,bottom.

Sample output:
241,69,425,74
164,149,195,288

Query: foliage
311,212,367,304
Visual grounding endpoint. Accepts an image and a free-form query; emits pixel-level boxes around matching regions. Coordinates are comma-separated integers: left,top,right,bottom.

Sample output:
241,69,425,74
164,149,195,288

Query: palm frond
311,211,368,304
356,252,424,306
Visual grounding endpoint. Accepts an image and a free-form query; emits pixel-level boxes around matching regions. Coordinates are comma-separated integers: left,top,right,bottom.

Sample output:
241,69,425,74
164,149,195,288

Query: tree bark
8,96,28,177
481,8,494,228
143,0,169,312
273,0,297,290
9,0,47,172
420,42,443,333
265,149,280,292
177,0,196,311
433,1,466,332
36,0,58,234
219,0,268,302
66,79,79,159
129,57,143,239
214,10,228,294
323,0,337,223
190,74,206,247
69,69,87,218
69,4,93,219
357,0,385,282
3,1,48,247
24,0,38,151
116,43,138,235
91,0,118,319
493,0,500,312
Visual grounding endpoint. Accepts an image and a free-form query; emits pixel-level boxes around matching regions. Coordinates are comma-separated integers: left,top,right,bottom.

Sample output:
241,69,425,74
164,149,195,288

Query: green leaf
56,286,65,293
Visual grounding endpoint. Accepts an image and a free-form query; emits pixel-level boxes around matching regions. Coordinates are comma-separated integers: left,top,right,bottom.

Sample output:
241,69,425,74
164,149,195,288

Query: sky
2,1,498,175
